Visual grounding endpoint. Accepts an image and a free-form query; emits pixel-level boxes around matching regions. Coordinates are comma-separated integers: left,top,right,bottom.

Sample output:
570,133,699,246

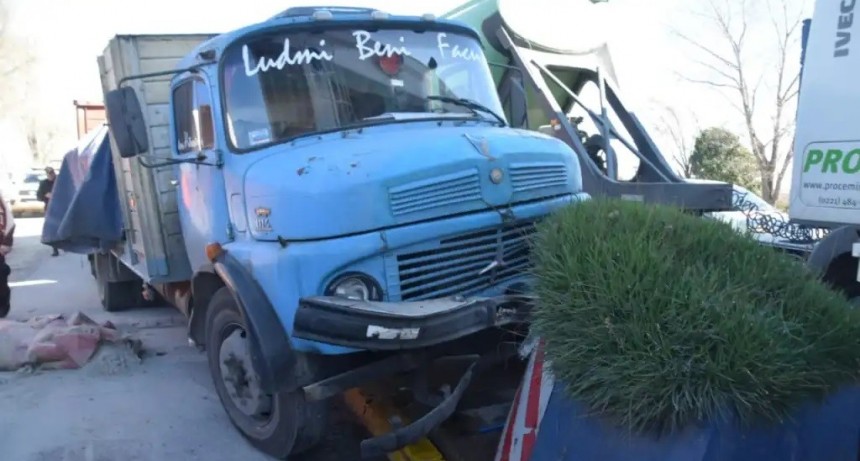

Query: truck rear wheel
205,287,326,458
97,279,140,312
93,253,142,312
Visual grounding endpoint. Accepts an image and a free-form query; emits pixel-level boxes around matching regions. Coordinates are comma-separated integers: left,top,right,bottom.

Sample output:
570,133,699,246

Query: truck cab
789,3,860,302
97,6,586,458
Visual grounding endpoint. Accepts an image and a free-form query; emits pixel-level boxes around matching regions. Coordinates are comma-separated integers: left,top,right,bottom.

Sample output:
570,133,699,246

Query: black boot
51,246,59,257
0,256,9,318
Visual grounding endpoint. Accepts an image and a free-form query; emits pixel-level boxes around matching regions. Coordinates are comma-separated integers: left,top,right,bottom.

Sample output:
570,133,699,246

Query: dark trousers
0,254,10,313
43,201,58,255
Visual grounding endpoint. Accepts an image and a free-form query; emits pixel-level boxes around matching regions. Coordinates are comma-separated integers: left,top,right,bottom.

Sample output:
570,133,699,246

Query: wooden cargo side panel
98,49,150,280
98,34,213,283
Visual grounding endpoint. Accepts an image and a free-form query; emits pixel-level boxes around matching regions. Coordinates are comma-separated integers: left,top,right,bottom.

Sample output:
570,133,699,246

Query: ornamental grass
530,198,860,434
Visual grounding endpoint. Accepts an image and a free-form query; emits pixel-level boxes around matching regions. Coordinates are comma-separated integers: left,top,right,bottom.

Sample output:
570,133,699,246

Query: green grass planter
530,198,860,436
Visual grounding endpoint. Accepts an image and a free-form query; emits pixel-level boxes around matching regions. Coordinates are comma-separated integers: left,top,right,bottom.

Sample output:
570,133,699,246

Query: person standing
37,167,59,257
0,189,14,318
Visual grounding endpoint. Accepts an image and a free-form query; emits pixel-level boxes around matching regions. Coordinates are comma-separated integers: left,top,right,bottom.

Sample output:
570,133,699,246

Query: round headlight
325,273,382,301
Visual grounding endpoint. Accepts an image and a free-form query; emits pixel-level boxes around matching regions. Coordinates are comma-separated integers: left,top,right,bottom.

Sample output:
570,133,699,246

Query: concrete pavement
0,218,372,461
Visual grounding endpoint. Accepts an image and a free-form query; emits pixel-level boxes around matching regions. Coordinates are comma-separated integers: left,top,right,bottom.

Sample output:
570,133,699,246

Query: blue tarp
530,384,860,461
41,128,123,254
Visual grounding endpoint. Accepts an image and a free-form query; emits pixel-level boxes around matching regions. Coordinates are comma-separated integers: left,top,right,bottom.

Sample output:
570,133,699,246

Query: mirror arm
137,154,222,169
118,63,209,88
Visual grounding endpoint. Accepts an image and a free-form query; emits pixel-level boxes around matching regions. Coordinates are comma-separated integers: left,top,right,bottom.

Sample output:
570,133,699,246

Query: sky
2,0,813,192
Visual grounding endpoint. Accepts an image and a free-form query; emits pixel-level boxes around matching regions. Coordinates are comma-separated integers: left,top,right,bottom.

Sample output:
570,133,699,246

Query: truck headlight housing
325,273,382,302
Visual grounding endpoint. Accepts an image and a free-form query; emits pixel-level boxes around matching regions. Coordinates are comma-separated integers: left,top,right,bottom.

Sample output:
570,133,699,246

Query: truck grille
395,220,537,301
389,169,482,216
510,162,568,192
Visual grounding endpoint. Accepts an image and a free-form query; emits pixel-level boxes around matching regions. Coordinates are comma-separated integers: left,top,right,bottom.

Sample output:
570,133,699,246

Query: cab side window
173,79,215,155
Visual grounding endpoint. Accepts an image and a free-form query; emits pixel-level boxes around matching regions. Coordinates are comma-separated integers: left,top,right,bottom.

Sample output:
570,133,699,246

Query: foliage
530,198,860,434
690,127,759,193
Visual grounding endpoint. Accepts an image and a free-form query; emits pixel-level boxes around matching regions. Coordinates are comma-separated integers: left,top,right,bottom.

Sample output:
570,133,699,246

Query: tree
674,0,804,204
690,127,759,191
0,1,35,114
0,1,60,166
23,116,62,165
652,103,699,178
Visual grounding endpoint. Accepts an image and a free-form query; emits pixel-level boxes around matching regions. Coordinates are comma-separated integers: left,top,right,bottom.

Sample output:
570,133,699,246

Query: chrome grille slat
512,180,567,192
400,260,496,291
389,169,481,216
390,181,480,210
392,193,485,215
510,162,568,193
402,275,496,300
396,221,537,301
388,161,569,217
399,248,498,277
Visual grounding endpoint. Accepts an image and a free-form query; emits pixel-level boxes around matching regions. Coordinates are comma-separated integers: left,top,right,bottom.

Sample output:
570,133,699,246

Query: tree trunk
26,130,39,163
760,167,776,204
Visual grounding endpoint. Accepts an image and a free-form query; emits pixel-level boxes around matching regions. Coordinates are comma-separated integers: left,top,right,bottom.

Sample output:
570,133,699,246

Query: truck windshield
221,27,505,151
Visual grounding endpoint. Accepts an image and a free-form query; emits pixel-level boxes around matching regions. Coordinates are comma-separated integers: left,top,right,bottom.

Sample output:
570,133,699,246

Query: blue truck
78,6,587,459
44,3,739,459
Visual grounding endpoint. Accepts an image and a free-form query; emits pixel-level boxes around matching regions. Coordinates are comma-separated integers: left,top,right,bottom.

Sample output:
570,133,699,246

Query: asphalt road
0,218,378,461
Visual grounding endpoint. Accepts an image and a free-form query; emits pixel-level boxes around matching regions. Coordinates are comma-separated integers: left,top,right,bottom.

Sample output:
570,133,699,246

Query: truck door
171,76,230,271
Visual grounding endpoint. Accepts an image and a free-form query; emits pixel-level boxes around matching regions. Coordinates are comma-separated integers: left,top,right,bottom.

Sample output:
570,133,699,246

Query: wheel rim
218,324,274,422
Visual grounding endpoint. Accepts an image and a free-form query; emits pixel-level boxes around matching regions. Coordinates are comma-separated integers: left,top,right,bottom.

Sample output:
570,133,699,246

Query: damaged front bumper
293,295,533,350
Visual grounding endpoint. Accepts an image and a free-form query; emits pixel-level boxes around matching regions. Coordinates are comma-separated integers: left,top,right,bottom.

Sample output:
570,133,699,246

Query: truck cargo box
97,34,215,283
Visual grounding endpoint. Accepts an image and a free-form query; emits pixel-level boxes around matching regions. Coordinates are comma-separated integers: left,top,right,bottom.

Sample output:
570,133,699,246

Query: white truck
789,0,860,302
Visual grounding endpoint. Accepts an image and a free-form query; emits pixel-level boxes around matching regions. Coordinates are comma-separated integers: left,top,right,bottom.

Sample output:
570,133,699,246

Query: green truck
445,0,733,213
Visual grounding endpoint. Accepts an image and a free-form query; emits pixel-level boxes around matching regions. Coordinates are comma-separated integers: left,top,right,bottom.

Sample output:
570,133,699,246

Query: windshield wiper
425,96,506,127
361,112,473,122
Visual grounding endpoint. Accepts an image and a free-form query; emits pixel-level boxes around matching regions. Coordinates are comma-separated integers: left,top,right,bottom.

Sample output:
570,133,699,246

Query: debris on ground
0,312,143,371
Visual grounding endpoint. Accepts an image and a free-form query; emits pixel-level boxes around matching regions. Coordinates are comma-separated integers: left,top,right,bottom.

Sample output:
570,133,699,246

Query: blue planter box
530,385,860,461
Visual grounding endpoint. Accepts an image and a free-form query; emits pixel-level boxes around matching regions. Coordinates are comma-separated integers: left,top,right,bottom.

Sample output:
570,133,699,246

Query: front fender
212,251,298,394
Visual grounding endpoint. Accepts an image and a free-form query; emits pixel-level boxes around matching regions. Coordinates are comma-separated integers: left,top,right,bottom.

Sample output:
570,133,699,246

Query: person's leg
0,254,10,318
44,200,59,256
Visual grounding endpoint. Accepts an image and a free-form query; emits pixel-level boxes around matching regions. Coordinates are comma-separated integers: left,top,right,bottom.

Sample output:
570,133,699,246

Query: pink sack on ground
0,313,130,371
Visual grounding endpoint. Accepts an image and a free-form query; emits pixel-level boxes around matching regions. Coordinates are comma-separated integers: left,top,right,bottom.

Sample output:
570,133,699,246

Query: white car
0,175,16,205
706,185,817,256
11,170,48,215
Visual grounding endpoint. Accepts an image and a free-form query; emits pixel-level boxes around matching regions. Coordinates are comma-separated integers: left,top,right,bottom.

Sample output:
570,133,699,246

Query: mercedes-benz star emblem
490,168,504,184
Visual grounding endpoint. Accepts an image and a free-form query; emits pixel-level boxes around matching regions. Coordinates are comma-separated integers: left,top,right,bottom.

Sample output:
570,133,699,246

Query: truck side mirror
105,86,149,158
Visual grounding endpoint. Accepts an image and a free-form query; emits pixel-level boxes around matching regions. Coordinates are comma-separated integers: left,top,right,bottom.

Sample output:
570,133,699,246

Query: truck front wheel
205,287,326,458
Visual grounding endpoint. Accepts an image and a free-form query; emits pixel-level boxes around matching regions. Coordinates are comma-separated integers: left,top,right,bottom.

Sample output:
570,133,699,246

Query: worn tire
205,287,326,459
97,278,139,312
93,252,143,312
